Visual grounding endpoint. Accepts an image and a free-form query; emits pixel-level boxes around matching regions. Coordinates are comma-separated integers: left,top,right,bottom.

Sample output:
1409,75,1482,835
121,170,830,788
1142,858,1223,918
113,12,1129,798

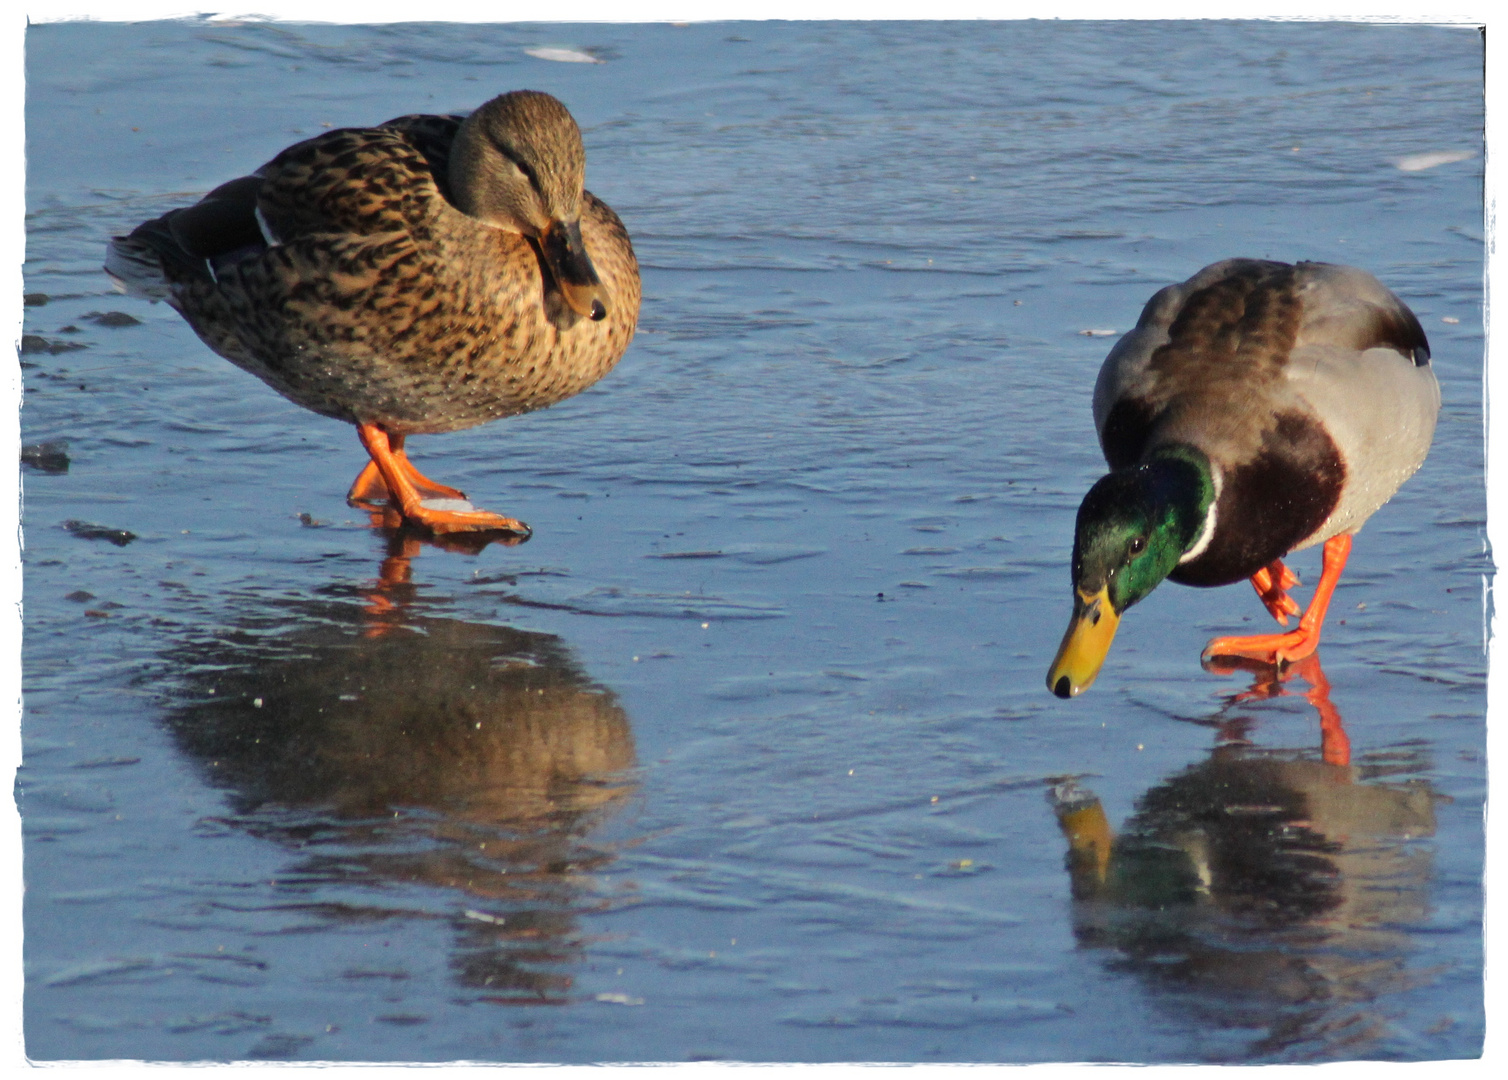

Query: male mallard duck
1048,259,1438,698
106,90,639,536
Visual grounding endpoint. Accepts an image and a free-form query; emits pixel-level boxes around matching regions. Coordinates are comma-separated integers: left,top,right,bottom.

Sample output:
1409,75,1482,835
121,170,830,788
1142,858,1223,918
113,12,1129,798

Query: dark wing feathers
254,125,449,243
1098,260,1301,468
117,118,465,295
164,175,265,260
1150,261,1301,392
378,113,465,199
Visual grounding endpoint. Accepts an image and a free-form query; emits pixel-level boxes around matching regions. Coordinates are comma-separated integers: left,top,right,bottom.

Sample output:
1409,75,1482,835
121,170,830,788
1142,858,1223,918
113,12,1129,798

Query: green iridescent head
1048,448,1214,698
1074,465,1203,613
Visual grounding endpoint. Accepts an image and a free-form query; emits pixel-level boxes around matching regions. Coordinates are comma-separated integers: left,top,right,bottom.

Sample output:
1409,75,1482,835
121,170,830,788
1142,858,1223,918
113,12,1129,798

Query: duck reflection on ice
1050,654,1439,1060
159,536,636,1006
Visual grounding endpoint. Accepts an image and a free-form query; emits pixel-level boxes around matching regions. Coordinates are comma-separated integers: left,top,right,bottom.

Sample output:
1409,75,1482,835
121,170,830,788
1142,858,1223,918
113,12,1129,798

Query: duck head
1048,447,1215,698
450,90,608,321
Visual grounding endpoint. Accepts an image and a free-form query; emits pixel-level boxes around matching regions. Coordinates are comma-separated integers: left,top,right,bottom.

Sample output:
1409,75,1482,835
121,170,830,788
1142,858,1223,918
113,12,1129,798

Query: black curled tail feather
105,175,268,299
105,224,182,300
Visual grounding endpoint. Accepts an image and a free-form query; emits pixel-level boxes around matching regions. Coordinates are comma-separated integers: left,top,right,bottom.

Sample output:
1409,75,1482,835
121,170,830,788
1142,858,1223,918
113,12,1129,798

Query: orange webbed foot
1250,559,1302,626
1202,534,1352,668
347,459,390,509
402,500,532,537
353,424,530,539
1202,625,1323,666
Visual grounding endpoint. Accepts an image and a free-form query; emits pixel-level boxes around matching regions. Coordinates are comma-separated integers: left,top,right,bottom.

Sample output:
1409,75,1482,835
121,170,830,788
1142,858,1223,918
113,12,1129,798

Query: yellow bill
1047,586,1121,698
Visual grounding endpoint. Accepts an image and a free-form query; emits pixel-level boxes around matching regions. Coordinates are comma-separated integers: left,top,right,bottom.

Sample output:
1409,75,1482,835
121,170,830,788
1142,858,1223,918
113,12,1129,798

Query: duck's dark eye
1128,537,1146,556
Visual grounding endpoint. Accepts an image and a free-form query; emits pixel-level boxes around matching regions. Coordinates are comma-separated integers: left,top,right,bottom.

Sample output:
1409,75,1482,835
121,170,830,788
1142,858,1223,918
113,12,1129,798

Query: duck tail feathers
104,229,179,301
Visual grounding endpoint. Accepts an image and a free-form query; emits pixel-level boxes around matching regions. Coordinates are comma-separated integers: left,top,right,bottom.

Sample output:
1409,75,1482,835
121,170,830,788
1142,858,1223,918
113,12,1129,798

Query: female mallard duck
1048,259,1438,698
106,90,639,537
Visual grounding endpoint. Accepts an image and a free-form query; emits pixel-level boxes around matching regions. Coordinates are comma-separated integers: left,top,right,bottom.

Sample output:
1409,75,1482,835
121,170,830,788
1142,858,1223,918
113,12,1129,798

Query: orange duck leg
352,423,531,537
347,432,469,507
1203,533,1352,666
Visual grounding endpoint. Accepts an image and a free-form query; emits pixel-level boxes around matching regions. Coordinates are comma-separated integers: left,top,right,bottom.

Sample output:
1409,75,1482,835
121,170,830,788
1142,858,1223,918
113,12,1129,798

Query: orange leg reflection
1203,534,1352,665
358,517,529,637
1291,654,1350,767
362,534,422,635
1208,651,1351,767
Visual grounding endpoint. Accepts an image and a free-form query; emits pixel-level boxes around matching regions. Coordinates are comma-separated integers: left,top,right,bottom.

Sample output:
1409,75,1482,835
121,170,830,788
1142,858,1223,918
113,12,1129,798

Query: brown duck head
449,90,608,321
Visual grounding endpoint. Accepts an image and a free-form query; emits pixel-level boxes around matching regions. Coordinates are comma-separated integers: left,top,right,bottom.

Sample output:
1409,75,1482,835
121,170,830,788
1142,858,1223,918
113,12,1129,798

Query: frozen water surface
20,19,1485,1063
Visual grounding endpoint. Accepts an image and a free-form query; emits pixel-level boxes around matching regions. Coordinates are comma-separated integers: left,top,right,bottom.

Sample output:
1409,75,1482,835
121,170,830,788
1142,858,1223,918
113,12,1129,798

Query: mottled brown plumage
107,90,640,535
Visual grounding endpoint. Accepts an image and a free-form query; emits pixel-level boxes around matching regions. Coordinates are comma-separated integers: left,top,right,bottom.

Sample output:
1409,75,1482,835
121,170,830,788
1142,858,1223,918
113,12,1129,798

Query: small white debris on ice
596,992,644,1005
464,909,505,925
1442,316,1460,324
1393,150,1475,172
525,46,603,64
1079,329,1117,337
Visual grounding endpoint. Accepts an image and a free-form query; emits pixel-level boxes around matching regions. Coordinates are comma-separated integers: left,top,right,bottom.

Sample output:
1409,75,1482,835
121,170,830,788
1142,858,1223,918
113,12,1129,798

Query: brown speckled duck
106,90,640,536
1048,259,1439,698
